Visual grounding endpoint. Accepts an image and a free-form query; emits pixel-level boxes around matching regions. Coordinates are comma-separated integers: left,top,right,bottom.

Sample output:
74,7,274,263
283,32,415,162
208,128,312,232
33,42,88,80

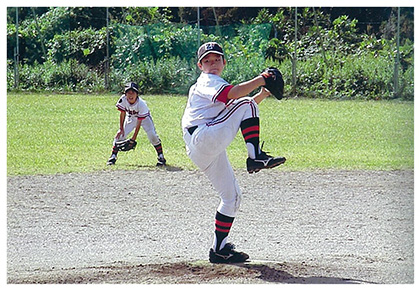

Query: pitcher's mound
10,260,365,284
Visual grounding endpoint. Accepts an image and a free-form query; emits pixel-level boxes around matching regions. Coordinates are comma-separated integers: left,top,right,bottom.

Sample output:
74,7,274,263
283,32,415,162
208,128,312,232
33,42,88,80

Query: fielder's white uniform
115,95,161,146
182,72,259,217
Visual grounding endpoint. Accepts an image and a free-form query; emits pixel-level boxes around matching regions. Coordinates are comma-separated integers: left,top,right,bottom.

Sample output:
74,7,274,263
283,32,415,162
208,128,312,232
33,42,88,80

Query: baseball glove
115,139,137,152
261,67,284,100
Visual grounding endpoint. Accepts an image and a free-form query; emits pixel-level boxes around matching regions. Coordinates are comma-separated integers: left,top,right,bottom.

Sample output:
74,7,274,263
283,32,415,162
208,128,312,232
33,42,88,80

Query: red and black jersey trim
212,84,234,104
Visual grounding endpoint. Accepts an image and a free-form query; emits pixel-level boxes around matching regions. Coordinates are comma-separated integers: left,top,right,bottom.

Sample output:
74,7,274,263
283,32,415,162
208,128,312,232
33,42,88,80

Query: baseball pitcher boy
107,82,166,166
182,42,286,263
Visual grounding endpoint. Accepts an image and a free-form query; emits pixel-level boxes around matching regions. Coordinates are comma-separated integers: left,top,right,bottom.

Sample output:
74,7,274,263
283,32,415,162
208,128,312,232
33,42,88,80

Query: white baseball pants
183,97,259,217
114,115,161,146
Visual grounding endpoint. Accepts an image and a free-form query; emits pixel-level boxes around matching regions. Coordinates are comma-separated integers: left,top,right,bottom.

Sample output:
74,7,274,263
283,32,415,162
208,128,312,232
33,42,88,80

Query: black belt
187,125,198,135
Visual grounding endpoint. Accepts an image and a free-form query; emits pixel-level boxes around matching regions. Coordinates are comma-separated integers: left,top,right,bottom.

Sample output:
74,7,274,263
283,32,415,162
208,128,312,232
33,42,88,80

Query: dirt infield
7,169,414,284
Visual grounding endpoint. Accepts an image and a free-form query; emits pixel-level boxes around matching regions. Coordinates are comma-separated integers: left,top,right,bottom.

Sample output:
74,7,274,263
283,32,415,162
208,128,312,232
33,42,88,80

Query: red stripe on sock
244,133,259,141
215,227,230,233
241,125,259,135
215,220,233,228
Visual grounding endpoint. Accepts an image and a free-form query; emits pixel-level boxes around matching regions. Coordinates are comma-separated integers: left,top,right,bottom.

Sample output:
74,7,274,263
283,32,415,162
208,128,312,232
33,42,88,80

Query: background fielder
182,42,286,263
107,82,166,166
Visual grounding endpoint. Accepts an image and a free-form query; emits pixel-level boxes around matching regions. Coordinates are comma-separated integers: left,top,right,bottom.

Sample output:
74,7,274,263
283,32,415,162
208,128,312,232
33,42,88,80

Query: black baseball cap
197,42,224,62
124,82,139,93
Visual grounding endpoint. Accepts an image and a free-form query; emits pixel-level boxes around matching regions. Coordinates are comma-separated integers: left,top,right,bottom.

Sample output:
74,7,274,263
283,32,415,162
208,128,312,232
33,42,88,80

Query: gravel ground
7,168,414,284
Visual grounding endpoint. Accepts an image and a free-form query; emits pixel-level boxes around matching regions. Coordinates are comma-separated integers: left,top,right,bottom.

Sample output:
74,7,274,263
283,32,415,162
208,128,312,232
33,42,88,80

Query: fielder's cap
197,42,224,62
124,82,139,93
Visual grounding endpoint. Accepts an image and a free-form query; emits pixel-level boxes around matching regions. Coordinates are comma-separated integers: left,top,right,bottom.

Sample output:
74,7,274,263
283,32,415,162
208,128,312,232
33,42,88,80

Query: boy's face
125,89,138,104
197,53,226,76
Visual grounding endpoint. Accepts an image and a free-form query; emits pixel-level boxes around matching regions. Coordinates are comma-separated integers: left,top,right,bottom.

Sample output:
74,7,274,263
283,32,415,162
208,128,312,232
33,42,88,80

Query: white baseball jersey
116,94,150,120
114,95,160,146
182,72,259,217
182,72,233,129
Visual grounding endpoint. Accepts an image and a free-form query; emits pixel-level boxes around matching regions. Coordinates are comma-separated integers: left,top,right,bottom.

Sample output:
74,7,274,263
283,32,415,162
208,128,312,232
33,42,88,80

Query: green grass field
7,93,414,176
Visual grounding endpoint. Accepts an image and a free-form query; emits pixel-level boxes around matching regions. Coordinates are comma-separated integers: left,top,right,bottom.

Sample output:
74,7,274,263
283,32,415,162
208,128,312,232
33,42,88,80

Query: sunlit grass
7,93,413,175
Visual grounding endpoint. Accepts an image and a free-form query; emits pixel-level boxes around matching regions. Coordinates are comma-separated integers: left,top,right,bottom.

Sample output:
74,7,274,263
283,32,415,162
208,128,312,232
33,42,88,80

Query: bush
7,15,414,100
47,27,107,66
9,59,104,93
110,56,197,95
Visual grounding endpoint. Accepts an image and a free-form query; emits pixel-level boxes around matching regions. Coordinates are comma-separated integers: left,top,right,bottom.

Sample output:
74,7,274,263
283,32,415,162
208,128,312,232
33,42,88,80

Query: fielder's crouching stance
107,82,166,166
182,42,286,264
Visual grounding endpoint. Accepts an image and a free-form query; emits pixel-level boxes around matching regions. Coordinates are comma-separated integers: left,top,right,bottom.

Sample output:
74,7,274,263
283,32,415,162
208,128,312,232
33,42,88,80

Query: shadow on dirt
236,263,371,284
144,261,373,284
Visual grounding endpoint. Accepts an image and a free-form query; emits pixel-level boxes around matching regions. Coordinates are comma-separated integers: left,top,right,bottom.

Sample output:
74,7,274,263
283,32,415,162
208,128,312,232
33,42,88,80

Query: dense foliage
6,7,414,100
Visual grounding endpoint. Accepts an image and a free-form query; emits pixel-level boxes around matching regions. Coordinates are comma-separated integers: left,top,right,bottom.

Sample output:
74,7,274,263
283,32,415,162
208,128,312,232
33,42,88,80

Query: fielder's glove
261,67,284,100
115,139,137,152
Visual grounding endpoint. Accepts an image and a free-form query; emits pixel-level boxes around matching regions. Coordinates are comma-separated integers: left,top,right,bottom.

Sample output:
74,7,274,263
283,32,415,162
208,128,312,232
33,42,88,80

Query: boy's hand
115,128,125,139
260,87,271,98
253,87,271,104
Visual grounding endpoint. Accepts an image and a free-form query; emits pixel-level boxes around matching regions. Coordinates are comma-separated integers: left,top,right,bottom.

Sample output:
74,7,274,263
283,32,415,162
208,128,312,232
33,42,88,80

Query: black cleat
107,155,117,165
209,243,249,264
247,151,286,173
156,155,166,166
